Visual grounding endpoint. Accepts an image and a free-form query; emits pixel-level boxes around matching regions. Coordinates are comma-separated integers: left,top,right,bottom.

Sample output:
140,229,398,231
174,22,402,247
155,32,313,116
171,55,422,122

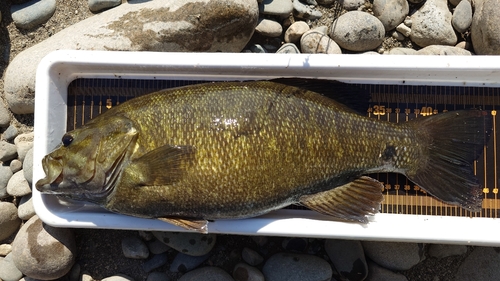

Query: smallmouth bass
36,80,492,232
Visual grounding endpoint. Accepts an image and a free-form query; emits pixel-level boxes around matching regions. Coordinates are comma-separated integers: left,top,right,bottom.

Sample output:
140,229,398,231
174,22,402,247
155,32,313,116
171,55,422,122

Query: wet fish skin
36,81,491,231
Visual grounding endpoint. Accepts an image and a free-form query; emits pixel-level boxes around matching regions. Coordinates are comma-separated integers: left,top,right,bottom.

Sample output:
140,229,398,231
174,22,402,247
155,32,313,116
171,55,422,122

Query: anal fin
299,176,384,223
158,217,209,234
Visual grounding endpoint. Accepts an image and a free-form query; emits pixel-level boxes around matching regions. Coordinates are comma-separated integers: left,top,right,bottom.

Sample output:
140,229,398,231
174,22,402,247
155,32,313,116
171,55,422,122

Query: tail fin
406,110,492,212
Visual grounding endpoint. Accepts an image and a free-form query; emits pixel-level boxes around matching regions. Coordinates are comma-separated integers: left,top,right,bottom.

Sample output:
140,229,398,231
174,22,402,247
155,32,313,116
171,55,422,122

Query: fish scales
36,80,491,231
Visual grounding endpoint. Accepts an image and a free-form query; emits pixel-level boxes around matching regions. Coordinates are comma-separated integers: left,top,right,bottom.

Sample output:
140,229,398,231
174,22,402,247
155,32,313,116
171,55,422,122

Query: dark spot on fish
189,239,196,245
62,134,74,147
382,145,396,162
178,264,187,273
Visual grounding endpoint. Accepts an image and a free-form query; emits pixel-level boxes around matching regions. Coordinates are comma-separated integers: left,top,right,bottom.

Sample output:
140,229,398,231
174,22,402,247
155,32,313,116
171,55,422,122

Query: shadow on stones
0,2,12,78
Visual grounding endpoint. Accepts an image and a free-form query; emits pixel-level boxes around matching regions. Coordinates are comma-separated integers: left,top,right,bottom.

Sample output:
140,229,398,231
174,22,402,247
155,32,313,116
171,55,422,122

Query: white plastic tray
33,50,500,245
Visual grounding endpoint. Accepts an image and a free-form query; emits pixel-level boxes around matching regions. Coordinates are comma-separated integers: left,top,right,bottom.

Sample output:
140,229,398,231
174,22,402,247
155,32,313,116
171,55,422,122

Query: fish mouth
35,154,65,194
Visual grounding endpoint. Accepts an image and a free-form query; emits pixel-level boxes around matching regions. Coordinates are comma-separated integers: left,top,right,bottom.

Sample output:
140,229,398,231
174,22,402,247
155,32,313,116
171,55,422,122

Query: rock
428,244,467,258
449,0,461,6
0,166,13,199
11,0,56,29
262,252,332,281
9,160,22,174
0,202,21,241
249,44,267,53
138,231,155,241
284,21,309,43
391,31,405,41
373,0,408,31
362,241,423,271
18,194,35,220
0,142,17,162
276,43,300,54
178,266,234,281
255,18,283,37
142,253,168,273
82,274,94,281
329,11,385,52
12,215,76,279
6,170,31,197
293,0,322,20
300,30,342,54
4,0,259,114
242,247,264,266
102,274,135,281
152,231,216,256
416,45,472,55
342,0,365,10
471,0,500,54
170,252,211,273
312,25,328,34
147,272,170,281
3,126,18,142
233,263,265,281
0,244,12,256
0,102,11,128
122,236,149,259
88,0,122,13
68,263,81,281
251,236,268,246
452,0,472,33
396,23,411,37
14,132,34,162
148,239,170,255
410,0,457,47
366,261,408,281
385,47,418,55
325,239,367,281
0,253,23,281
23,148,33,185
317,0,335,4
455,247,500,281
258,0,293,16
282,237,308,252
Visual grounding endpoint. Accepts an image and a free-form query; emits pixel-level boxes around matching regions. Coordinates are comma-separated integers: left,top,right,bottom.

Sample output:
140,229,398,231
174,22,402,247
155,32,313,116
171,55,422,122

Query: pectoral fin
299,176,384,223
129,145,196,186
158,217,208,234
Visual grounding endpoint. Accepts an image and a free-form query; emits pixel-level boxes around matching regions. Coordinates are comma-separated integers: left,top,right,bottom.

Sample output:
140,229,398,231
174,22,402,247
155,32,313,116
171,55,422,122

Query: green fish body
36,81,491,232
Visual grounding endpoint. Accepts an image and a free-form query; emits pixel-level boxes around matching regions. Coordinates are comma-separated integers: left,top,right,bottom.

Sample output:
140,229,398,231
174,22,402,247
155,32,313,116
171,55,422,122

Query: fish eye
62,134,74,147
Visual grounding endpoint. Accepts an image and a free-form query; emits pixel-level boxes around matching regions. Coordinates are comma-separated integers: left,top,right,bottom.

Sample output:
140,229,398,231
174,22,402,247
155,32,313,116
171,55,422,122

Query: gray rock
293,0,322,20
410,0,457,47
233,263,265,281
251,236,268,246
366,261,408,281
142,253,168,273
325,239,367,281
0,166,13,199
0,244,12,256
452,0,472,33
170,252,211,273
152,231,216,256
0,253,23,281
249,44,267,53
276,43,301,54
391,31,405,41
262,252,332,281
329,11,385,52
362,241,423,271
3,126,18,142
396,23,411,37
139,231,155,241
0,202,21,241
342,0,365,10
471,0,500,54
312,25,328,34
428,244,467,258
122,236,149,259
11,0,56,29
6,170,31,197
255,18,283,37
455,247,500,281
416,45,472,55
18,194,35,220
284,21,310,43
0,101,11,128
384,47,418,54
102,274,135,281
0,141,17,162
258,0,293,16
9,160,22,174
14,132,33,162
68,263,81,281
148,239,170,255
373,0,408,31
11,215,77,280
22,148,33,185
178,266,234,281
300,30,342,54
3,0,259,114
147,272,170,281
242,247,264,266
88,0,122,13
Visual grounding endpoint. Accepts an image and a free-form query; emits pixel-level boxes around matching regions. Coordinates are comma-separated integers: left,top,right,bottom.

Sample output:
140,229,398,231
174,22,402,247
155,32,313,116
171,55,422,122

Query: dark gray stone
170,252,211,273
262,252,332,281
455,247,500,281
233,263,265,281
178,266,234,281
88,0,122,13
242,247,264,266
325,239,367,281
152,231,216,256
362,241,423,271
11,0,56,29
122,236,149,259
142,253,168,273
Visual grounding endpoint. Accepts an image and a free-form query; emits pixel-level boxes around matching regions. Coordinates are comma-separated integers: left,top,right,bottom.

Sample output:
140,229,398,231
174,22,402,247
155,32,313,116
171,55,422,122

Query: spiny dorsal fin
158,217,208,234
129,145,196,186
299,176,384,223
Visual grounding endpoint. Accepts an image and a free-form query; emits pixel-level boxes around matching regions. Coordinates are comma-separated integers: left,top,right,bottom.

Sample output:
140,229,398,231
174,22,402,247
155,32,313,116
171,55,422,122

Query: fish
36,80,492,233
